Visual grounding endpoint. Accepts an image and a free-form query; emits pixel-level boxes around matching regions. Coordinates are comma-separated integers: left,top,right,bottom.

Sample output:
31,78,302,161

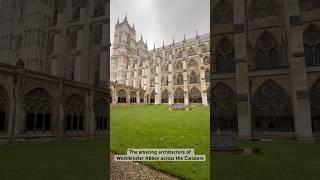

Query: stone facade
110,16,210,106
0,0,110,144
211,0,320,141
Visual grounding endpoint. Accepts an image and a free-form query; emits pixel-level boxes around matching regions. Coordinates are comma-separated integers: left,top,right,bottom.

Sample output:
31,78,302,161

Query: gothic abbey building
211,0,320,141
110,16,210,106
0,0,110,144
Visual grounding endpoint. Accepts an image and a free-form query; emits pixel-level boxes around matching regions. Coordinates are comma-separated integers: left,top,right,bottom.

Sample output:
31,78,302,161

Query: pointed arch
174,88,184,104
24,88,53,132
303,24,320,66
255,30,280,70
188,47,196,56
161,89,169,103
64,94,85,132
139,92,144,103
130,91,137,103
118,89,127,103
213,0,233,25
175,61,183,70
310,79,320,132
189,87,202,103
189,71,199,84
253,80,294,132
175,73,184,85
211,83,237,131
215,37,235,73
299,0,320,12
93,0,105,17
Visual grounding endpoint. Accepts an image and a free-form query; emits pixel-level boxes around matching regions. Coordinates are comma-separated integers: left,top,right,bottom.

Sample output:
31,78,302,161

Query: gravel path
111,154,180,180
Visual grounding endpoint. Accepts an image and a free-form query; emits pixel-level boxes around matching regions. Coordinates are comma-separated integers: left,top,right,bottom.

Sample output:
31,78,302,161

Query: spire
140,34,143,42
153,43,156,51
162,41,165,49
183,34,186,43
145,40,148,48
117,17,119,24
172,37,175,45
123,13,128,23
133,23,135,30
196,30,199,39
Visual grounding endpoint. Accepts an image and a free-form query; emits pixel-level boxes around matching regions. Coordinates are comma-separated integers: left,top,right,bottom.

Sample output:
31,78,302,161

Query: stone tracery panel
189,71,199,84
118,89,127,103
215,37,235,73
253,80,293,132
24,88,52,132
299,0,320,12
213,0,233,25
64,94,85,132
303,24,320,66
189,87,202,103
95,98,108,131
174,88,184,103
249,0,279,20
161,89,169,103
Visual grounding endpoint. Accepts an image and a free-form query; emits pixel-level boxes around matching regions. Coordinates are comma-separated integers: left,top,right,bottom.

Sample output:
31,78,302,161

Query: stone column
155,57,161,104
200,58,208,105
168,58,174,105
234,0,251,140
284,0,313,141
88,88,95,136
183,58,189,106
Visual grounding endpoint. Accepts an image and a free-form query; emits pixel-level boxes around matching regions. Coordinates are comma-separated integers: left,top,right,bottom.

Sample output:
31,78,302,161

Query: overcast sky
110,0,210,50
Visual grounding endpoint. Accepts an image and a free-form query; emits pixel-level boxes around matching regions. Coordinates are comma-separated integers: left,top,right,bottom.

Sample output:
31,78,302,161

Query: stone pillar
200,60,208,105
13,65,25,136
88,88,95,136
155,58,161,105
137,91,140,104
168,59,174,105
57,79,64,137
234,0,251,140
183,58,189,105
284,0,313,141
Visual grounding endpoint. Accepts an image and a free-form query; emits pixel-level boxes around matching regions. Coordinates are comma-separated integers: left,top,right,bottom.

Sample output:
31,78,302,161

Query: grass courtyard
110,105,210,180
212,140,320,180
0,139,109,180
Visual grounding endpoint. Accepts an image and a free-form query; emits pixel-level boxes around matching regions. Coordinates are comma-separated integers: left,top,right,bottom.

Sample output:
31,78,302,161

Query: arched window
24,88,52,132
189,71,199,84
95,99,108,131
303,24,320,66
299,0,320,12
188,47,196,56
203,56,210,65
91,24,102,45
150,78,155,87
93,1,105,17
161,89,169,103
213,0,233,25
215,37,235,73
150,90,155,103
175,61,183,70
0,86,8,132
175,73,184,85
176,50,183,58
189,87,202,103
118,89,127,103
130,91,137,103
253,80,293,132
211,83,237,131
174,88,184,104
310,79,320,132
161,76,168,86
255,31,280,70
205,69,210,83
64,95,85,132
188,59,198,68
249,0,279,20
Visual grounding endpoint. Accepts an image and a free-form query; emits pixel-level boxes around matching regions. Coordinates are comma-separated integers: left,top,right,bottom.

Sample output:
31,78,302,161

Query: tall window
24,88,52,132
175,73,184,85
161,89,169,103
130,91,137,103
255,31,280,70
213,0,233,25
189,87,202,103
215,37,235,73
150,90,155,103
303,24,320,66
174,88,184,103
189,71,199,84
64,95,85,132
310,79,320,132
93,1,105,17
175,61,183,70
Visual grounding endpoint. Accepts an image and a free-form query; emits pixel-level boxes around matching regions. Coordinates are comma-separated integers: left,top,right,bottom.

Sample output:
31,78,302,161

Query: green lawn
110,105,210,180
0,139,109,180
212,140,320,180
